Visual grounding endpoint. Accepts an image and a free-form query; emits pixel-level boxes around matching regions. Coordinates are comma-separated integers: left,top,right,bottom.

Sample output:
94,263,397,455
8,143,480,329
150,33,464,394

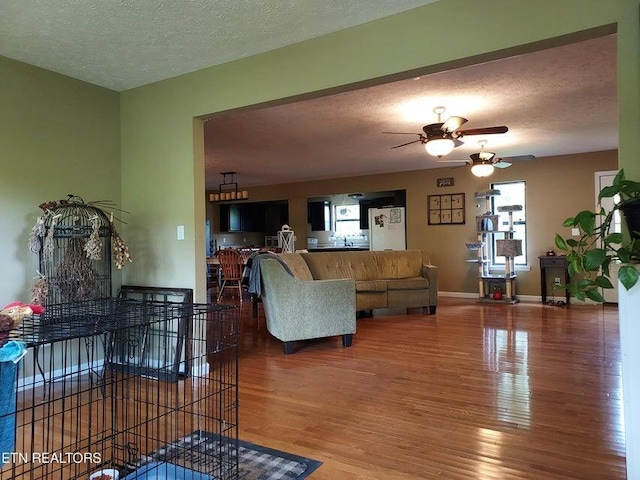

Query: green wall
119,0,640,301
0,56,121,304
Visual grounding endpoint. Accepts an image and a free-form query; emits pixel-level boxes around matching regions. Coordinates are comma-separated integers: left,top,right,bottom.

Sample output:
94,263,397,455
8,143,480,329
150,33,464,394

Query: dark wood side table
539,255,570,304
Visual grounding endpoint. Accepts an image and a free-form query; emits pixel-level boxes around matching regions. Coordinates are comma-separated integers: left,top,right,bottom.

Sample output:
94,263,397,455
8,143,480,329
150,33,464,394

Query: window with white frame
490,180,527,266
333,204,360,236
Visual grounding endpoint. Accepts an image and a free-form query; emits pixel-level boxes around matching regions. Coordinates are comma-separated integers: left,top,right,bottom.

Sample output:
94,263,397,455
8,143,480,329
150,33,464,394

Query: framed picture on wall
428,193,465,225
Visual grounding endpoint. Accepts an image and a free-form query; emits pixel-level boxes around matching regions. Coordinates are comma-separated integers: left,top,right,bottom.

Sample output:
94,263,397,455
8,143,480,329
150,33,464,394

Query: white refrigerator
368,207,406,250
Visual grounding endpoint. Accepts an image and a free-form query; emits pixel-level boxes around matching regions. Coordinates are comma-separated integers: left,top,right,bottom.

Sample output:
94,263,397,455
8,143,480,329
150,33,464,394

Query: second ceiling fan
384,106,508,157
437,140,536,177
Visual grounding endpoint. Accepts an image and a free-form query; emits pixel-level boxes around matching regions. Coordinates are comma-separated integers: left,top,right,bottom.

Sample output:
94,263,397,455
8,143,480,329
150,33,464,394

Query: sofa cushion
356,291,387,310
301,250,425,281
387,289,430,309
355,280,387,293
386,277,429,290
278,253,314,281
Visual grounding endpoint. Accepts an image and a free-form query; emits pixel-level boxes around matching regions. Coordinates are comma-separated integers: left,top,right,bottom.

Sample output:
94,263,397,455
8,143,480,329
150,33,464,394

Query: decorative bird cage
30,195,131,305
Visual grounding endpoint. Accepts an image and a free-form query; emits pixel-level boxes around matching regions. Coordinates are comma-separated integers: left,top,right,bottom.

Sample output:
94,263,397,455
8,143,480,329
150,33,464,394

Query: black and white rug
128,430,321,480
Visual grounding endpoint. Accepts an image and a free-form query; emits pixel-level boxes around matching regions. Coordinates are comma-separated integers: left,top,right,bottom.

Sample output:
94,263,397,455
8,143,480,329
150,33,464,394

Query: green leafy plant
555,169,640,302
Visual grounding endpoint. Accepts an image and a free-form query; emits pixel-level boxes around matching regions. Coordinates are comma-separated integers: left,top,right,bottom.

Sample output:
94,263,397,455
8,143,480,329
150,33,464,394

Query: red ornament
493,289,503,300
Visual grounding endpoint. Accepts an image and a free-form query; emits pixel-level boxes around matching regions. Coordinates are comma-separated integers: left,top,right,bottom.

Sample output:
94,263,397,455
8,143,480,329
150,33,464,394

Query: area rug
133,430,322,480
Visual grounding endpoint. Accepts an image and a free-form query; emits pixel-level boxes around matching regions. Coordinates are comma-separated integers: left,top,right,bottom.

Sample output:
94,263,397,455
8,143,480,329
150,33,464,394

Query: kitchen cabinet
246,203,265,232
220,204,251,232
228,205,241,232
308,201,328,231
219,202,284,233
359,201,372,230
219,204,231,232
265,203,288,234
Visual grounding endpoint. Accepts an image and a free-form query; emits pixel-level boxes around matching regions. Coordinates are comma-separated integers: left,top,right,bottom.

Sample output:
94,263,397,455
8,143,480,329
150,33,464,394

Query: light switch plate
177,225,185,240
571,228,580,236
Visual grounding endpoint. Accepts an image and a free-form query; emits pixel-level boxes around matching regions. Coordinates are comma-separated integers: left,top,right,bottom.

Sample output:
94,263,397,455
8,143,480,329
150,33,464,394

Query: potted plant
554,169,640,302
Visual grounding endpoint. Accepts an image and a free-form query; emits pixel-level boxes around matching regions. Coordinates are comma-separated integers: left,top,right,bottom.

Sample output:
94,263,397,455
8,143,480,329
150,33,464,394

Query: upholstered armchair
259,258,356,354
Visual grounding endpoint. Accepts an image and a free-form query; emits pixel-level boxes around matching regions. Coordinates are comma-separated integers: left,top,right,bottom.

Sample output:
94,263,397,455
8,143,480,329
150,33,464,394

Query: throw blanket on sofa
242,251,293,296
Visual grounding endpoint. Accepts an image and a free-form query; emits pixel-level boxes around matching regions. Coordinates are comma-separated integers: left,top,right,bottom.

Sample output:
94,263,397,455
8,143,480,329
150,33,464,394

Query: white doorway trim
595,170,620,303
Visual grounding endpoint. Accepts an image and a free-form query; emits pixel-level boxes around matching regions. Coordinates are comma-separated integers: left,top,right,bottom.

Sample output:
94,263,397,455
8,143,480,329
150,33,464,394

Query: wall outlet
571,228,580,236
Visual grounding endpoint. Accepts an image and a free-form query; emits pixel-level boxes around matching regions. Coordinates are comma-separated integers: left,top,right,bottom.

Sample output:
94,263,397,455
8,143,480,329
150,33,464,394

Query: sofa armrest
260,258,356,342
422,264,438,306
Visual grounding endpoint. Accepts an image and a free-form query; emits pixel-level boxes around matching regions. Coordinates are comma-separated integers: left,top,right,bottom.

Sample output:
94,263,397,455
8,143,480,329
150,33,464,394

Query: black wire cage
0,298,239,480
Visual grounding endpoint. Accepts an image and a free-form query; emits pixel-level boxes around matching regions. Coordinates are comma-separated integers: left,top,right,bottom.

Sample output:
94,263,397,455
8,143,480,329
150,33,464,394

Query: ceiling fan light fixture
424,137,455,157
478,151,495,161
471,162,495,177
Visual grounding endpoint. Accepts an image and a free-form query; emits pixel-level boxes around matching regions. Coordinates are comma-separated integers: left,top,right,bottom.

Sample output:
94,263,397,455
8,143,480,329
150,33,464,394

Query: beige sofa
279,250,438,314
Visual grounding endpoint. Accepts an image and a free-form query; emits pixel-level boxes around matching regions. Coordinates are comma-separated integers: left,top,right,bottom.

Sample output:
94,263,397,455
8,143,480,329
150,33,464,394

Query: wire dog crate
0,298,239,480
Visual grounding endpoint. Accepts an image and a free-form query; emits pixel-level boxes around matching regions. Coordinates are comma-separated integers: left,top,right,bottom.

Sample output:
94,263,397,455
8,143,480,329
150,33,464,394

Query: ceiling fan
384,106,508,157
437,140,535,177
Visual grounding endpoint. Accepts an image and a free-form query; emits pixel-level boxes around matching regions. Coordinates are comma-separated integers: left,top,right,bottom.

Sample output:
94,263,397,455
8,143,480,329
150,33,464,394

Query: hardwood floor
230,296,625,480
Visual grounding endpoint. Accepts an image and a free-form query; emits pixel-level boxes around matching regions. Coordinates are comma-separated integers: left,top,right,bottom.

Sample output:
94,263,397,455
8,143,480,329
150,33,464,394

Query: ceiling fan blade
436,160,468,163
382,131,421,135
390,139,422,149
441,116,468,133
457,126,509,136
493,161,512,169
499,154,536,162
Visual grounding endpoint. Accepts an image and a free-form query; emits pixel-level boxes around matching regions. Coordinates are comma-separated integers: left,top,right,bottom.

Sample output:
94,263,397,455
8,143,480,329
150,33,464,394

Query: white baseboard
438,291,477,299
437,291,600,304
18,358,105,392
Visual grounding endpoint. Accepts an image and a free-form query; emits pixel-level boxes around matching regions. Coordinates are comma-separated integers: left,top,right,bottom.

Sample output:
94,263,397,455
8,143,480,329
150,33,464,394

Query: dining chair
216,248,245,304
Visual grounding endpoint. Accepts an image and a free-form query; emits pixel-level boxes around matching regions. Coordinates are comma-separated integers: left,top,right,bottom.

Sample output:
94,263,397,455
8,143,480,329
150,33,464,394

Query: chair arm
260,259,356,342
422,264,438,306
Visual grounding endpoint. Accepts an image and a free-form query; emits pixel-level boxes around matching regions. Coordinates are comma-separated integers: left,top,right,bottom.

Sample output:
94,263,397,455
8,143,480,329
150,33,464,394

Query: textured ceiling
0,1,616,190
0,0,439,91
205,35,617,189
